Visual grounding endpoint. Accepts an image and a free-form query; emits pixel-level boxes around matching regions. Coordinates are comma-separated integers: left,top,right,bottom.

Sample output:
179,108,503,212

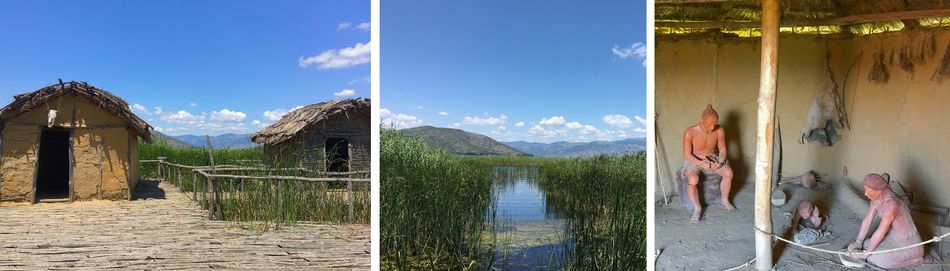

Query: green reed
537,153,647,270
381,129,498,270
139,137,369,224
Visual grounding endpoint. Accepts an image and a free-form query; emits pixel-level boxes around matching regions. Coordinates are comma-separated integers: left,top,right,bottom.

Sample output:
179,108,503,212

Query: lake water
490,166,569,270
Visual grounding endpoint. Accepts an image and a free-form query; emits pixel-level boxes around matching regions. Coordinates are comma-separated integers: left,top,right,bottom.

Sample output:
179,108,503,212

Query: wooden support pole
347,181,354,223
158,157,165,180
755,0,780,270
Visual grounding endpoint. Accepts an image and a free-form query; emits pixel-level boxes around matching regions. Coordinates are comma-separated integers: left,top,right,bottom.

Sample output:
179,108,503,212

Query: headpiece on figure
863,173,889,191
702,104,719,119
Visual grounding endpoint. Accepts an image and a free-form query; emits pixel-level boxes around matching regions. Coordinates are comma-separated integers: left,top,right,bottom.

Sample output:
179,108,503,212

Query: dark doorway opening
325,137,350,172
36,128,70,200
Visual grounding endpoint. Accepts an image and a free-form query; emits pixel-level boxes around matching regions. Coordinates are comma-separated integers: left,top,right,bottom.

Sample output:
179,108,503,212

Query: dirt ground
0,180,370,270
656,178,950,271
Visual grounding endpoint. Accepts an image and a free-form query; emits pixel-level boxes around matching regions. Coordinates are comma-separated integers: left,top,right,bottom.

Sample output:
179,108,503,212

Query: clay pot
800,172,817,189
771,190,787,206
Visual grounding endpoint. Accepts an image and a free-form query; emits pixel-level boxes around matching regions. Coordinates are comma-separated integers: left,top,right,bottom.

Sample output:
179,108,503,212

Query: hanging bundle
932,40,950,81
869,50,889,84
900,46,914,72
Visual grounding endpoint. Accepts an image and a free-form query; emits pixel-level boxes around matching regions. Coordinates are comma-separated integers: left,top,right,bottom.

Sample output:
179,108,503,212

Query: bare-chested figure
847,173,924,269
682,104,735,221
790,200,823,234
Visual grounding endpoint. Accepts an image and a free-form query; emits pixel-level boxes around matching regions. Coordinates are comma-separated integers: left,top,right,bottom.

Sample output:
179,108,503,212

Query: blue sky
381,0,647,143
0,0,369,136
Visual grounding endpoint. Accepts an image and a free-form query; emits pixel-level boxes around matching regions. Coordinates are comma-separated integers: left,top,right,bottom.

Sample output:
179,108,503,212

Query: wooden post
347,180,353,223
278,179,285,223
205,135,218,220
755,0,780,270
158,157,165,180
192,171,197,201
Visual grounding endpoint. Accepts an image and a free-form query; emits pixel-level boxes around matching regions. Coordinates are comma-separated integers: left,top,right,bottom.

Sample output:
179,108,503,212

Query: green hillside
398,126,527,156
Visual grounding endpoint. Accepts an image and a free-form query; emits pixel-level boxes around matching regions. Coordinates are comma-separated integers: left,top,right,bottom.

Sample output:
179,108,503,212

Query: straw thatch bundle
251,98,370,145
0,80,152,142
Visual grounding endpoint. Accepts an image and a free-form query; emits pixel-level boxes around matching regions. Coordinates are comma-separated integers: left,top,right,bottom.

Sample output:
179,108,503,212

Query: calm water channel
490,166,570,270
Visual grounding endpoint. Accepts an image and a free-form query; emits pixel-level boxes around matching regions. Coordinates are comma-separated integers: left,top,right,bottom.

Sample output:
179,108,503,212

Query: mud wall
656,32,950,208
0,93,140,201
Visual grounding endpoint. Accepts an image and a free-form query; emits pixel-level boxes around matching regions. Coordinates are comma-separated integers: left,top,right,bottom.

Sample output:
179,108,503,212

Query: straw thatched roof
0,80,153,142
657,0,950,37
251,98,370,145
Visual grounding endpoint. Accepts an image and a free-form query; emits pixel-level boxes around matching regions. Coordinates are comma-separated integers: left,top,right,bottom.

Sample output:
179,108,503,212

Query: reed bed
537,153,647,270
139,138,369,224
381,130,498,270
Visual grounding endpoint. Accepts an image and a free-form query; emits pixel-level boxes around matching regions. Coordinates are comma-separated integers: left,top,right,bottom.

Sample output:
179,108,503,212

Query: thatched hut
655,1,950,269
0,81,151,203
251,98,370,172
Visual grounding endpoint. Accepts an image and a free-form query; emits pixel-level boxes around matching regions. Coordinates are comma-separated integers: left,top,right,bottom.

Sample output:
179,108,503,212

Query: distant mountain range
399,126,527,155
398,125,645,157
504,138,645,157
150,132,258,149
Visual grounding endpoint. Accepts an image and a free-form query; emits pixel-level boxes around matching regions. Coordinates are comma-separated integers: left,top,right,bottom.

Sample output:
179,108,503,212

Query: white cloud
414,105,424,110
190,102,197,107
452,123,461,128
299,41,371,69
154,106,163,115
348,76,370,85
162,110,202,124
356,22,370,31
334,89,357,97
251,120,267,128
130,103,150,115
539,116,566,126
337,22,352,31
210,109,246,122
515,122,525,127
603,114,633,128
565,121,583,129
634,115,647,126
438,111,449,116
613,42,648,66
381,108,423,128
463,113,508,125
263,106,304,122
497,126,507,131
528,124,566,138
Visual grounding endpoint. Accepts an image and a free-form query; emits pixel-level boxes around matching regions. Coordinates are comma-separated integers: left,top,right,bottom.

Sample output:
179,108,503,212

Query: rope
754,226,950,256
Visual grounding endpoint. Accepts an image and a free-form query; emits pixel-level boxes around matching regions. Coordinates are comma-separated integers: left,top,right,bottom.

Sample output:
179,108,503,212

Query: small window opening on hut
36,128,70,200
325,137,350,172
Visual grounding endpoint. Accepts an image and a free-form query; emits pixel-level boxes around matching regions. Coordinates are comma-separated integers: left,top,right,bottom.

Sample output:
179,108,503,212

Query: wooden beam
656,8,950,29
754,0,779,270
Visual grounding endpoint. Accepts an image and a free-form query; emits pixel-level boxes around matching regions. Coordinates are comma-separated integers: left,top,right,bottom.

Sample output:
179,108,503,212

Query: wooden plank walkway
0,180,370,270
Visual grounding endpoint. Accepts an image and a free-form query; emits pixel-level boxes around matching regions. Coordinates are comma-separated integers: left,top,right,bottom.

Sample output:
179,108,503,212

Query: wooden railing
141,158,370,224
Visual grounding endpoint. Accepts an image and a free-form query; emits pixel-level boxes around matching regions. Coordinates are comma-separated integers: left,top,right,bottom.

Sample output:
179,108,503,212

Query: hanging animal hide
803,55,850,146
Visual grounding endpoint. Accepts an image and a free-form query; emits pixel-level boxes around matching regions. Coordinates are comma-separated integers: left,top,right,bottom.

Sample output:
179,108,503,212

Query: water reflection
489,166,570,270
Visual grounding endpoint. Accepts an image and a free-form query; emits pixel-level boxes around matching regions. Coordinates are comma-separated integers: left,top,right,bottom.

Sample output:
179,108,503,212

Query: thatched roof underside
251,98,370,145
0,80,152,142
657,0,950,38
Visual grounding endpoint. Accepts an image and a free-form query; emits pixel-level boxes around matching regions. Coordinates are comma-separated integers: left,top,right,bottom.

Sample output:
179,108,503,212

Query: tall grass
381,129,498,270
538,153,647,270
139,137,369,224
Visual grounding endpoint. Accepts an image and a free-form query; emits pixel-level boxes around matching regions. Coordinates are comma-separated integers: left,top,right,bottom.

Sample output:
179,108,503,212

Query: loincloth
682,155,727,176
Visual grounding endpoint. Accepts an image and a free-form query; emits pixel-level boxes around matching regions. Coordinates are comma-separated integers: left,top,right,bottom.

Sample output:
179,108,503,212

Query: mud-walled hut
251,98,370,172
0,81,151,203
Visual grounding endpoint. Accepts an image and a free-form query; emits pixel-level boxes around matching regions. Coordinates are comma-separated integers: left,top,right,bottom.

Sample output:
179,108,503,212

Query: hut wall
0,93,137,201
266,111,370,171
656,33,950,208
